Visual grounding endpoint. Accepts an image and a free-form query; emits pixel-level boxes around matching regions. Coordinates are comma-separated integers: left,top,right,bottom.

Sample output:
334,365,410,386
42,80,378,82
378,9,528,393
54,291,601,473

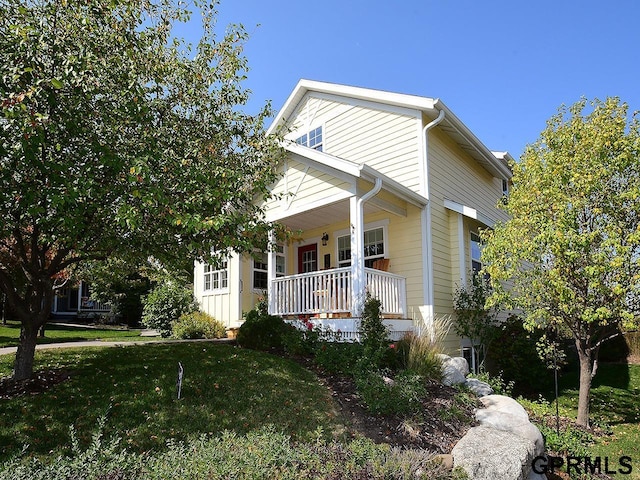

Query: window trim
335,220,389,268
203,260,229,294
252,245,286,292
294,125,323,152
470,231,483,275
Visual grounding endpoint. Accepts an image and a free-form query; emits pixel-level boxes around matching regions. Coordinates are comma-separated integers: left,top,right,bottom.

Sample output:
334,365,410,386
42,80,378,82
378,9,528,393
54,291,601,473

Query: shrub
355,370,426,415
172,311,226,339
485,315,555,396
236,308,289,351
141,281,198,337
313,342,364,375
404,332,444,382
358,293,390,370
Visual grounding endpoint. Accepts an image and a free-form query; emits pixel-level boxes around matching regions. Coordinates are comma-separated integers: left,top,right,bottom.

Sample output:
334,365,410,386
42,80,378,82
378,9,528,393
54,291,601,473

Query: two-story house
194,79,513,356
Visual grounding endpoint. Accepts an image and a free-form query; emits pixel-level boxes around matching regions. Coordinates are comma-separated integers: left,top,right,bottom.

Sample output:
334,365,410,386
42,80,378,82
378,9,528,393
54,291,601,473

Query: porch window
204,260,228,292
337,226,385,268
295,126,323,152
470,231,482,275
253,246,285,290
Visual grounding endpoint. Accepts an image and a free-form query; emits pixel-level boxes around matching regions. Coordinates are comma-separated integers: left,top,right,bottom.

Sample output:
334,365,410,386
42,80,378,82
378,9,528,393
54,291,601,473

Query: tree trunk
13,324,39,381
576,346,592,427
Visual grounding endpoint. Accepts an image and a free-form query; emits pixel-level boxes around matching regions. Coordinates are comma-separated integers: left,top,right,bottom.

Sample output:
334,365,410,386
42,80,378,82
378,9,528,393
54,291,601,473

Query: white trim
444,199,495,228
335,219,390,268
202,260,229,295
458,214,467,286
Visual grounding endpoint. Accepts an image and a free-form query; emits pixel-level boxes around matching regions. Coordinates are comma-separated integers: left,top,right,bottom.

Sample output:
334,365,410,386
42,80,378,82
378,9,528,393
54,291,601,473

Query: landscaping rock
465,378,493,397
438,355,468,386
452,394,545,480
452,426,536,480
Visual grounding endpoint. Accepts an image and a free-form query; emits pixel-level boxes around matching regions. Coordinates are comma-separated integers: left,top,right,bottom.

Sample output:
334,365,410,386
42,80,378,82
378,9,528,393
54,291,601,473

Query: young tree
482,98,640,427
0,0,283,380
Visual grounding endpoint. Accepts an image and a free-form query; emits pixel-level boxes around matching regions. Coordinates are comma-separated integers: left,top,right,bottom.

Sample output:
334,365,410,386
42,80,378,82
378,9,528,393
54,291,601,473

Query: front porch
270,266,407,319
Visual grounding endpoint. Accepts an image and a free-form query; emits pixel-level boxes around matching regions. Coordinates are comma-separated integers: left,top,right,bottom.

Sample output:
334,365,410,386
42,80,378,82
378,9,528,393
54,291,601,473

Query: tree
0,0,283,380
482,98,640,427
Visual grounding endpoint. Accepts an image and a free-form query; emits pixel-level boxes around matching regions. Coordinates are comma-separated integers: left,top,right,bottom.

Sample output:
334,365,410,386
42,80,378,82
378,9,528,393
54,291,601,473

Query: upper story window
252,245,285,290
204,260,228,292
295,126,323,152
470,231,483,275
337,226,385,268
502,179,510,198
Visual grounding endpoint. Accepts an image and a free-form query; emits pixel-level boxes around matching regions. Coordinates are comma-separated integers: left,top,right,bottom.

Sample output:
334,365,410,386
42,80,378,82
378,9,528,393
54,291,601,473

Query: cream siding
194,253,242,327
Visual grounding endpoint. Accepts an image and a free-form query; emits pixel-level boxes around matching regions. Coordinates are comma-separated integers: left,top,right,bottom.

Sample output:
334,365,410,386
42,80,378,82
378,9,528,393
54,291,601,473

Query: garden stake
177,362,184,399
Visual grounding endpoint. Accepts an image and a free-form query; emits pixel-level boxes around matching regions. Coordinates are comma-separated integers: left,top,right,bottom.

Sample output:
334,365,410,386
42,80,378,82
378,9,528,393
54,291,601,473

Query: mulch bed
0,369,72,400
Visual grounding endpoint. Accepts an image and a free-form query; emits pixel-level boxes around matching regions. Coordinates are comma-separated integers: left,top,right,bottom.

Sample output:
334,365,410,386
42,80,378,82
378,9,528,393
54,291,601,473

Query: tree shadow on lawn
557,362,639,426
0,343,339,461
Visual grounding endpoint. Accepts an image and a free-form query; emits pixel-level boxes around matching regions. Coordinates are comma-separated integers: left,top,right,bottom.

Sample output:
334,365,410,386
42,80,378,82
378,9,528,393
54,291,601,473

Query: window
295,126,323,151
470,231,483,275
203,260,228,291
337,226,385,268
252,246,285,290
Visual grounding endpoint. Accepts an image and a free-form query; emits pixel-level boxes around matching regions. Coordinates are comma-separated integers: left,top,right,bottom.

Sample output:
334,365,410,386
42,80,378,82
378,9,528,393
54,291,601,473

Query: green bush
313,341,364,375
485,315,555,396
358,293,391,370
236,308,290,351
141,281,198,337
172,311,226,339
396,332,444,382
0,425,462,480
355,370,426,416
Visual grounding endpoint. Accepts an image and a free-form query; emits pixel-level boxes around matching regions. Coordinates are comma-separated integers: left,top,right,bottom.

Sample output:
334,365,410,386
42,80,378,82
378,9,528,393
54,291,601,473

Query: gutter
421,109,445,326
351,177,383,316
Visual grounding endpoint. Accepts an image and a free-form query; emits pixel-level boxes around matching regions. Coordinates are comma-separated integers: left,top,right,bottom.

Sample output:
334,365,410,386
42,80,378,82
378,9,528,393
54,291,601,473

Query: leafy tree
482,98,640,426
452,274,500,370
0,0,283,380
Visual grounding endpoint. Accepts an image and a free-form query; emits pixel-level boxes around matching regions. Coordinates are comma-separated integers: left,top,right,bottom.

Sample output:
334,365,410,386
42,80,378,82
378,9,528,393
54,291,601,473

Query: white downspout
351,177,383,317
421,109,445,334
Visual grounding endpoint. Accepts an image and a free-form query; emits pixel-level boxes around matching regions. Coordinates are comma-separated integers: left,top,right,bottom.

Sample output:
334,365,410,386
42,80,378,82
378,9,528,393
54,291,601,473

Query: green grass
522,362,640,479
0,343,341,462
0,320,144,348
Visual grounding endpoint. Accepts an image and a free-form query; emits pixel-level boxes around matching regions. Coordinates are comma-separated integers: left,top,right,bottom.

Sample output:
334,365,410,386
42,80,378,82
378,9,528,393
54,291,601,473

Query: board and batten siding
194,253,242,327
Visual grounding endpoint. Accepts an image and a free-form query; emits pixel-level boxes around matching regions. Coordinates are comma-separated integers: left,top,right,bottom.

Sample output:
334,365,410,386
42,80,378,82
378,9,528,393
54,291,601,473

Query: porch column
267,230,276,314
349,196,364,317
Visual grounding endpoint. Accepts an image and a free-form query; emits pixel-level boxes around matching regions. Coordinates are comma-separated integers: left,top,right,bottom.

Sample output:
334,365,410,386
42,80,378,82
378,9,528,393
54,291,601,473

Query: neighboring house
194,80,513,356
50,281,110,319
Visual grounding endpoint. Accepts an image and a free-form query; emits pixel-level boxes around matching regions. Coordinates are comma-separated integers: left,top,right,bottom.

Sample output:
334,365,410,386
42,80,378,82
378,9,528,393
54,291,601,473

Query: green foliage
395,332,444,382
355,370,427,416
0,0,284,379
313,342,364,375
236,308,290,351
358,293,391,370
482,97,640,425
0,425,461,480
485,315,556,396
453,275,500,369
172,311,226,340
141,281,197,337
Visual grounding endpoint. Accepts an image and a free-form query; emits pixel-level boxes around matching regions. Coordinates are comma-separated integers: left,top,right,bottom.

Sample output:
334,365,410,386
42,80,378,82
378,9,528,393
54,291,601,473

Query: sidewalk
0,337,235,357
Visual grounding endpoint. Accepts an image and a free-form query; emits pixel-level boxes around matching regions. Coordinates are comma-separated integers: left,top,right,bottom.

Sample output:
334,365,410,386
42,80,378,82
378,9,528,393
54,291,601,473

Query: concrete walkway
0,337,236,357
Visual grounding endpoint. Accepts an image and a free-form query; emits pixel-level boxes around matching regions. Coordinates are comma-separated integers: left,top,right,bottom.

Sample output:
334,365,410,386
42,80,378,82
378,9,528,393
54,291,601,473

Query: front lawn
0,343,340,461
0,320,144,348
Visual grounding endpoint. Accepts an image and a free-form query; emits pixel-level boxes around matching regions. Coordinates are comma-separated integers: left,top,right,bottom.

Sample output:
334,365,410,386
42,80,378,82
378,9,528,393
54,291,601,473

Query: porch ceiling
277,199,381,232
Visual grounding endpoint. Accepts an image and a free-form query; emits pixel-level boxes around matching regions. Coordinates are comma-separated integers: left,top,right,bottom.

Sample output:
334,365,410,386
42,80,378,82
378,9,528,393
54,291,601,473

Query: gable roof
268,79,513,180
284,142,428,208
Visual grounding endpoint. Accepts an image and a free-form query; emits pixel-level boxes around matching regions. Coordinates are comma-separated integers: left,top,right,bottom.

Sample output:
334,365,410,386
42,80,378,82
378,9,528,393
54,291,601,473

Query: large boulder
452,395,545,480
452,426,536,480
437,354,469,386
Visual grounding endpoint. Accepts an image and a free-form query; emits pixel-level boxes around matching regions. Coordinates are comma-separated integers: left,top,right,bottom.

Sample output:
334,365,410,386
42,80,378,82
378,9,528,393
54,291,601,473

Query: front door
298,244,318,273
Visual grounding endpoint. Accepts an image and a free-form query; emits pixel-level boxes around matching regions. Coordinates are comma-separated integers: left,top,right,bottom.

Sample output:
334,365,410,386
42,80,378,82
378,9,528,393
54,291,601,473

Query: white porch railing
270,267,407,318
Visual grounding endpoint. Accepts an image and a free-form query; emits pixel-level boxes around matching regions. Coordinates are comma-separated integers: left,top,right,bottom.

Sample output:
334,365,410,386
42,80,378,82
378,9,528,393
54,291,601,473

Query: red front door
298,244,318,273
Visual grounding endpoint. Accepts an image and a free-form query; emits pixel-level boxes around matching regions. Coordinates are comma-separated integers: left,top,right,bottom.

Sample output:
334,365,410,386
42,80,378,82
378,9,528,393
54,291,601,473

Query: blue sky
181,0,639,160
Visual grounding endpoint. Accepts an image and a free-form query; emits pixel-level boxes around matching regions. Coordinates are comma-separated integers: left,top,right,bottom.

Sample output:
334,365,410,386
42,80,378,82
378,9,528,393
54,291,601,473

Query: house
50,281,110,320
194,80,513,356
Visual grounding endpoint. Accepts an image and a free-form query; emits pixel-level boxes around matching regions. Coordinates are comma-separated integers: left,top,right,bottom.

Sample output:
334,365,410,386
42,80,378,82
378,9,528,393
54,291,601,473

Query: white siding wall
194,253,242,327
